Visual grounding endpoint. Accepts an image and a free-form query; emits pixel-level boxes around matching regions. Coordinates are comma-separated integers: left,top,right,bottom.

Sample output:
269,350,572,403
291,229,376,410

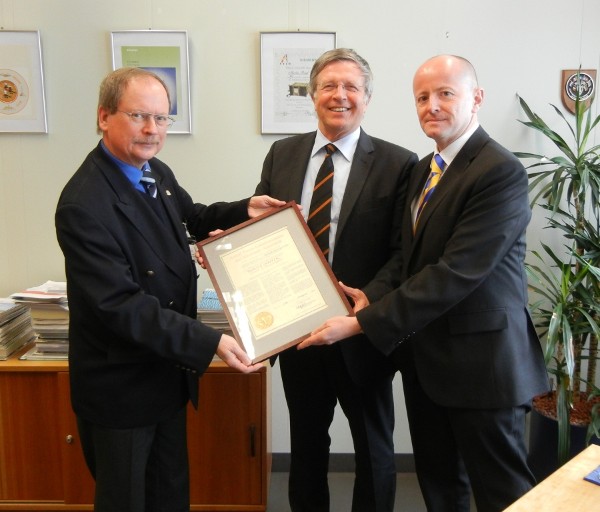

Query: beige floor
267,472,429,511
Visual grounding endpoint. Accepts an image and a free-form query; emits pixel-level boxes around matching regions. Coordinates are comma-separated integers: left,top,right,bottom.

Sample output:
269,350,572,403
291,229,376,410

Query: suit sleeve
156,161,251,239
358,151,531,356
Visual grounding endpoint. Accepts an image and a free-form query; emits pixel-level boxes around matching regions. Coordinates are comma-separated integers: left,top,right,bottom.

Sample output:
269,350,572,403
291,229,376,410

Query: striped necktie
414,153,446,232
307,143,337,257
140,164,157,198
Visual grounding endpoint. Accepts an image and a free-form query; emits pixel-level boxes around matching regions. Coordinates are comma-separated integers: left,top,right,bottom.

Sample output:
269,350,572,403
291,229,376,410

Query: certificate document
198,202,352,363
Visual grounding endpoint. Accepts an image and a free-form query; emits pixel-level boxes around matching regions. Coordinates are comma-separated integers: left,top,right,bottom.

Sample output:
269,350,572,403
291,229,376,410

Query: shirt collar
437,123,479,167
100,140,146,190
312,127,361,162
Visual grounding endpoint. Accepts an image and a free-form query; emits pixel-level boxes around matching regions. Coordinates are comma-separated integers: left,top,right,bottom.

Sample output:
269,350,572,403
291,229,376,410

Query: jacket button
168,300,175,307
146,270,155,277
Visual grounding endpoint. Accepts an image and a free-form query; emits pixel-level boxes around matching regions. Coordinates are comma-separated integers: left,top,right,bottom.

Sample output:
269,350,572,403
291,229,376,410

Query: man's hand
296,315,362,350
216,334,263,373
339,282,370,313
248,195,286,218
195,229,224,269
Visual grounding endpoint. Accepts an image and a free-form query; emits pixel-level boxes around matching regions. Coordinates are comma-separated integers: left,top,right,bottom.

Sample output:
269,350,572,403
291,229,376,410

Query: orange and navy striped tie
414,153,446,232
308,143,337,257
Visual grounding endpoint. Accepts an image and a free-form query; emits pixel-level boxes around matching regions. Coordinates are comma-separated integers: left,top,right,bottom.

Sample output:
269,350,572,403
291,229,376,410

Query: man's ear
472,88,484,113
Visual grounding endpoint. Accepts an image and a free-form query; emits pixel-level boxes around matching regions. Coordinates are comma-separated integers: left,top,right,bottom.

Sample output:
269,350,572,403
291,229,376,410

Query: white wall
1,0,599,455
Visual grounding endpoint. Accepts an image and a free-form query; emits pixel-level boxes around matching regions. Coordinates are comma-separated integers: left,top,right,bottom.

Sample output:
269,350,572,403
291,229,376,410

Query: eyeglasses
117,110,174,128
317,82,364,94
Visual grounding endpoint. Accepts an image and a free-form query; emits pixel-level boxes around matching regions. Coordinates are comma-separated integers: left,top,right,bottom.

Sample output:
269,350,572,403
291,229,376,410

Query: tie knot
141,165,153,179
432,153,446,173
325,143,337,156
140,165,157,197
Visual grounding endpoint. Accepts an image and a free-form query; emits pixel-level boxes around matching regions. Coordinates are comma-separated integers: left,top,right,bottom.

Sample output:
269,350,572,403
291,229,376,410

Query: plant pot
528,407,600,482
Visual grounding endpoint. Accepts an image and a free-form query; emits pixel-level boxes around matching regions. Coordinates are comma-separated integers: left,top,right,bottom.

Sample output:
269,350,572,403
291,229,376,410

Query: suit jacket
55,143,250,428
358,126,549,408
255,129,417,384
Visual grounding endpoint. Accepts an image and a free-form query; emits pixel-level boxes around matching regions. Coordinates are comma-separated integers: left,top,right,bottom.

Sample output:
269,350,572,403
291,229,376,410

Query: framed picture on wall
111,30,191,134
260,31,336,134
0,30,48,133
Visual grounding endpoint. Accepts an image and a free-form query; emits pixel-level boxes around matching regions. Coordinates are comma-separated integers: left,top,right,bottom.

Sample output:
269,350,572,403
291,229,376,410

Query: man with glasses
55,67,283,512
254,49,417,511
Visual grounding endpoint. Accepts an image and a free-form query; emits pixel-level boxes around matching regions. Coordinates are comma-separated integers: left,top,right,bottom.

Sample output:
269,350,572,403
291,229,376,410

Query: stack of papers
11,281,69,360
0,300,36,360
197,289,232,335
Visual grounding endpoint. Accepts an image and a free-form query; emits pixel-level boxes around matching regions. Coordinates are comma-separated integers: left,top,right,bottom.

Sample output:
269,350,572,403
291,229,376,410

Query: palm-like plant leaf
517,89,600,466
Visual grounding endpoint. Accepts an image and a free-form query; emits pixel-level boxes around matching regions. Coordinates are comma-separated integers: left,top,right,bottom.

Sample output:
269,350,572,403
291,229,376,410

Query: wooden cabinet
0,352,271,511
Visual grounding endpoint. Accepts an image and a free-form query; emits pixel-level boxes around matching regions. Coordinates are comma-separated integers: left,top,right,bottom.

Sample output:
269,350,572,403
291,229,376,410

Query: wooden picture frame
198,202,352,363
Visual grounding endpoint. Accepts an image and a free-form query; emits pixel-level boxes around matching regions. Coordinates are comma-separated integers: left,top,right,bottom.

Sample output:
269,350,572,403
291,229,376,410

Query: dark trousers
279,343,396,512
77,406,190,512
400,363,536,512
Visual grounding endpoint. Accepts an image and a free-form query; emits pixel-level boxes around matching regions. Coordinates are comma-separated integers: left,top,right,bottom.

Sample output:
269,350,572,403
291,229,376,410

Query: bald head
412,55,484,150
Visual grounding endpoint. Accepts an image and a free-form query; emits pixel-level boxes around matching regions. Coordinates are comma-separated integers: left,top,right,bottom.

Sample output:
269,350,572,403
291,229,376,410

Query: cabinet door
0,372,63,500
188,371,265,507
57,372,96,505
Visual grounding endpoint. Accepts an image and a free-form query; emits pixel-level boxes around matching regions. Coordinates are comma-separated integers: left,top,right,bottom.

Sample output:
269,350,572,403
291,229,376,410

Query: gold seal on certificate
254,311,274,330
198,202,352,363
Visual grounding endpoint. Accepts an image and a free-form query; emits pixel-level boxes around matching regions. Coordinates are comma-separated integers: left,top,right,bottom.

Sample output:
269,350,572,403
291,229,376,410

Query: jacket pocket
447,308,507,335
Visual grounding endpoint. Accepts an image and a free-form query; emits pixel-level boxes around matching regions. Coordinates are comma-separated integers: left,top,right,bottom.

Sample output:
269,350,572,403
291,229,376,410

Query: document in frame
198,202,352,363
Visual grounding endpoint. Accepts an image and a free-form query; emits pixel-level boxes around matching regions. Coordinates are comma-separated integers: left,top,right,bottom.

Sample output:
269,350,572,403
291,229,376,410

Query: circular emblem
254,311,274,330
0,69,29,114
565,72,595,102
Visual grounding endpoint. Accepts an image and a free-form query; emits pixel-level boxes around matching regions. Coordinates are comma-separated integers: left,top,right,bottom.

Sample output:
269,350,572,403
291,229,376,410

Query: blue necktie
140,165,157,198
414,153,446,232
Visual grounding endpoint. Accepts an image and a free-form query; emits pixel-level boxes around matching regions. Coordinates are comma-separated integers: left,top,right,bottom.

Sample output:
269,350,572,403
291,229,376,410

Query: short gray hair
308,48,373,99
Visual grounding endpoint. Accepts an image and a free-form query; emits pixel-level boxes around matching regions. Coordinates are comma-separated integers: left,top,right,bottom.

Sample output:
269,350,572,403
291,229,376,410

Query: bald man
299,55,549,512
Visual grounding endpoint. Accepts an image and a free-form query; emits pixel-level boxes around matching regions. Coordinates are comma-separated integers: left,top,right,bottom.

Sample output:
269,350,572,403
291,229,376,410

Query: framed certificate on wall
260,31,336,134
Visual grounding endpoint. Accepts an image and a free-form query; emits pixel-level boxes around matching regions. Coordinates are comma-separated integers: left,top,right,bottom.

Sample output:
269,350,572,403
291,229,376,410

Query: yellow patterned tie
414,153,446,232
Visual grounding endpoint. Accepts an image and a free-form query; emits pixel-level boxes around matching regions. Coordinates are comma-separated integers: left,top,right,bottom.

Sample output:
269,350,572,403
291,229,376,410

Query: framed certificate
198,202,352,363
260,31,336,134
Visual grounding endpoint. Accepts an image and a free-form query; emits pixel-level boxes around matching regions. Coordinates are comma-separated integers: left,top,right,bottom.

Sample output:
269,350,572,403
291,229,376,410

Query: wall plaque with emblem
561,69,596,114
198,202,352,363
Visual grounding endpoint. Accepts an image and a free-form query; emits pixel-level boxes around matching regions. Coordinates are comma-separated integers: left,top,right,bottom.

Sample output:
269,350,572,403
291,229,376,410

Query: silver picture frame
0,30,48,133
111,30,192,134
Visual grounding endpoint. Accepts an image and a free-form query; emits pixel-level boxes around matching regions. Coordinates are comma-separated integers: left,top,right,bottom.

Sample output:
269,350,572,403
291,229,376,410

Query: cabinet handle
249,424,256,457
65,434,74,444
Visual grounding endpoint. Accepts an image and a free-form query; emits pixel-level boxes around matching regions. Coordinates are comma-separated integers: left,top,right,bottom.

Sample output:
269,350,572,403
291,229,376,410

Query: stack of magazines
0,300,36,360
11,281,69,360
197,289,232,336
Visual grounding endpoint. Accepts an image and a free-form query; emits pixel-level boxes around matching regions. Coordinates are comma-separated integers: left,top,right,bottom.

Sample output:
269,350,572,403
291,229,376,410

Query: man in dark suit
299,55,550,512
55,67,283,512
254,48,417,512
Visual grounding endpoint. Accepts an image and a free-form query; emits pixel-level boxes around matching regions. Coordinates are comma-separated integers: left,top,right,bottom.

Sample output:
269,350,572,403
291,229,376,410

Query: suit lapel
153,173,191,249
289,133,317,203
411,127,489,238
336,129,373,242
96,153,191,286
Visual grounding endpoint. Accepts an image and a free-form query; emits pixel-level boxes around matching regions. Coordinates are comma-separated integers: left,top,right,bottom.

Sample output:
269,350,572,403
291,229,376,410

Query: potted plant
515,89,600,479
